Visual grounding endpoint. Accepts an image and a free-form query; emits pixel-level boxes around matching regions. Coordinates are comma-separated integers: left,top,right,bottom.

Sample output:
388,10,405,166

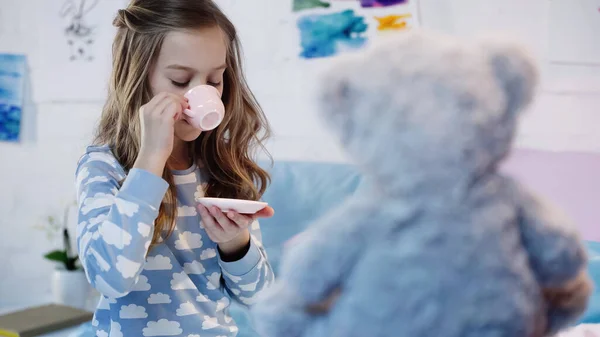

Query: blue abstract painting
0,54,26,142
297,9,368,59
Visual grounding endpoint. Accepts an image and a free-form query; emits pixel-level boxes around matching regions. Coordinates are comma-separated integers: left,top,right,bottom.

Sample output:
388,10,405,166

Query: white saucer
196,197,268,214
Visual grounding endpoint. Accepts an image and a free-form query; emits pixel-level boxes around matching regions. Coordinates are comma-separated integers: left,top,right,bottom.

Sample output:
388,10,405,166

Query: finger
198,204,224,236
165,94,189,121
150,95,175,118
209,206,238,232
161,100,182,122
155,97,183,122
177,96,189,120
164,93,189,114
143,92,170,115
181,94,190,111
253,206,275,219
226,211,252,228
146,93,184,117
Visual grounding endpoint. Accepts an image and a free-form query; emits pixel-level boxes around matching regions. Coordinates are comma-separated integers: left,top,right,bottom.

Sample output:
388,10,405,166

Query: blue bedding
577,241,600,324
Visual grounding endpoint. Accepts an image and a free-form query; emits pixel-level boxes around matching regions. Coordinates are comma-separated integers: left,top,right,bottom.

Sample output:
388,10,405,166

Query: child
75,1,275,336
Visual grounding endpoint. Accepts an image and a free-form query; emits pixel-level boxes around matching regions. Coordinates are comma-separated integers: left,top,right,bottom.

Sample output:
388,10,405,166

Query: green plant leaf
44,250,68,264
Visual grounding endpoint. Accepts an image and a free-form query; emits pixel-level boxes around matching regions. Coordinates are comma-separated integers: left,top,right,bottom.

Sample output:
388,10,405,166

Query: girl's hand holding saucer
197,205,274,258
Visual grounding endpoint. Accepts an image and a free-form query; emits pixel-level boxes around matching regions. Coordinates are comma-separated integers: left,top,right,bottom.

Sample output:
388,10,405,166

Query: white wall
0,0,599,308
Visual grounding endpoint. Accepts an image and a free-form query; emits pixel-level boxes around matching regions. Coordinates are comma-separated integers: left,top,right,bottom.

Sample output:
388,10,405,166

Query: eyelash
171,80,189,88
171,80,221,88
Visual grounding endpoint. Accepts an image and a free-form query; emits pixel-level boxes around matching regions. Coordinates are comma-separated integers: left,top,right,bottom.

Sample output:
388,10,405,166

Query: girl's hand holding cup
134,92,189,176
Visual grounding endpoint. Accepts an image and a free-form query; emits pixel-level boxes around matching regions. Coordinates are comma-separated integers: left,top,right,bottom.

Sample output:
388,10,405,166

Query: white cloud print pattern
143,319,183,336
81,193,114,215
178,205,197,217
75,150,273,336
87,152,119,167
183,261,205,275
76,167,89,188
176,302,200,316
215,297,230,312
119,304,148,319
200,248,216,260
99,221,132,249
145,255,173,270
116,255,140,279
131,275,151,292
171,272,196,290
137,222,151,237
206,272,221,290
115,197,139,217
109,321,123,337
175,231,203,250
148,293,171,304
202,316,219,330
86,175,110,185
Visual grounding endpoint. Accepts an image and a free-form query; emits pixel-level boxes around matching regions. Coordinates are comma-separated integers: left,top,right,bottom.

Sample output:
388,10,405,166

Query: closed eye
171,80,190,88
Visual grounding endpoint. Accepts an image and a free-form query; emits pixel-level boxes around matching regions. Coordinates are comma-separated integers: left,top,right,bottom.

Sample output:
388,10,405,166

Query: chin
175,121,202,142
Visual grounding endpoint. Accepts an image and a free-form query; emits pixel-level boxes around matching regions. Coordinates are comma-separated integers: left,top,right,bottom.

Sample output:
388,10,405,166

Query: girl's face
149,26,227,142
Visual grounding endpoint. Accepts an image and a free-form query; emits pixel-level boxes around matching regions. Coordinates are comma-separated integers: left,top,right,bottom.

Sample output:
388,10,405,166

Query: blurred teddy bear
252,31,592,337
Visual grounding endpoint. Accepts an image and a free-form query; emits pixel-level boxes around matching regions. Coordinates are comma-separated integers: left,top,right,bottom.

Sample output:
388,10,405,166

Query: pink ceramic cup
183,85,225,131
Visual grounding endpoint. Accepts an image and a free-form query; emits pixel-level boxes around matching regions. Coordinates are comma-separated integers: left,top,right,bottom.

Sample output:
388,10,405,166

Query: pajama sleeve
75,151,169,298
218,220,275,305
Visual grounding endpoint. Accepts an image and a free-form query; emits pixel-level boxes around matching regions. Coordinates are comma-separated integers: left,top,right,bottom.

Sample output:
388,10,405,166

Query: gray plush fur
252,31,592,337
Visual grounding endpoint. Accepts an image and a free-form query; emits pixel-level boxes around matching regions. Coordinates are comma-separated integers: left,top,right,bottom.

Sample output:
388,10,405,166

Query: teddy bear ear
482,37,539,115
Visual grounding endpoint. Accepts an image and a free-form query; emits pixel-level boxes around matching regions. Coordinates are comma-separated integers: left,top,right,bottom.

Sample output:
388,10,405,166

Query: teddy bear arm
281,198,415,306
252,201,378,337
279,202,373,305
516,186,588,288
544,268,593,335
251,281,313,337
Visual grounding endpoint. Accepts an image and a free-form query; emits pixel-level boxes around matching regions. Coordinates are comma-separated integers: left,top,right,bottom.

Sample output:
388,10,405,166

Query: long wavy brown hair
94,0,271,247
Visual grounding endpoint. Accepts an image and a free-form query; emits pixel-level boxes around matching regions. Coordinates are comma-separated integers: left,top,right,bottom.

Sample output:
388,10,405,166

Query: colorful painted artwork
297,10,368,59
293,0,419,59
375,13,412,30
0,54,26,142
293,0,331,12
360,0,408,7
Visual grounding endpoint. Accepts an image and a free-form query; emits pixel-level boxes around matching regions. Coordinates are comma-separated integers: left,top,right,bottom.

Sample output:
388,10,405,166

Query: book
0,304,92,337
